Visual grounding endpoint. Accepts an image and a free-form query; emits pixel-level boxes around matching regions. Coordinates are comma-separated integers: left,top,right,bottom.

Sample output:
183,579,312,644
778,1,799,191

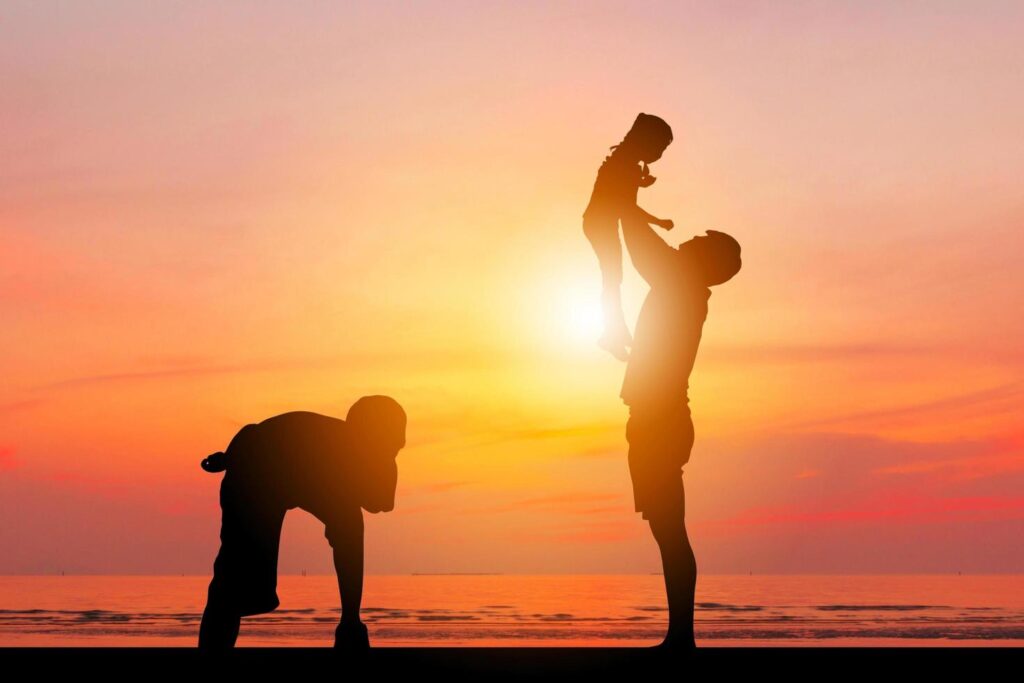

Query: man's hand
621,207,678,286
639,174,657,188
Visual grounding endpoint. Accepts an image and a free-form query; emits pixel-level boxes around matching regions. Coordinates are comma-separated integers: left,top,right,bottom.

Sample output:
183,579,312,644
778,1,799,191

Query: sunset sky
2,1,1022,575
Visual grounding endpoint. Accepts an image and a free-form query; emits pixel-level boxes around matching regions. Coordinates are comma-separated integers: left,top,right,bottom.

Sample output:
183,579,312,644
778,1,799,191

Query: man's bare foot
653,625,696,653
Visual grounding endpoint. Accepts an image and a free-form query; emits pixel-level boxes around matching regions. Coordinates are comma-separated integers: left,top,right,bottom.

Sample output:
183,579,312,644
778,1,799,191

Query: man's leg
628,404,697,649
328,507,368,650
649,497,697,649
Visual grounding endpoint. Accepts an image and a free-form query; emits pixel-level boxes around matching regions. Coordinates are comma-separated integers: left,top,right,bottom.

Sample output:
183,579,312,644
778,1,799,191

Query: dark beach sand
4,647,1019,679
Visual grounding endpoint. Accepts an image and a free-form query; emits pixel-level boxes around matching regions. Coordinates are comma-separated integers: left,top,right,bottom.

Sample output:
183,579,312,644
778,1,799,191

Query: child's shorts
624,401,694,521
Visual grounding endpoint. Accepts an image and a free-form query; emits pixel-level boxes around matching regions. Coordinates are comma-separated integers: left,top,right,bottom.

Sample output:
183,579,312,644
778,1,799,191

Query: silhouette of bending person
619,207,741,650
197,395,406,651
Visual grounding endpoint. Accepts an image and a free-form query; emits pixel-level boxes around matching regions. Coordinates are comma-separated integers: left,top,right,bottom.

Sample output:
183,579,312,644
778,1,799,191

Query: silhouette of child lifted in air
583,113,675,360
197,395,406,652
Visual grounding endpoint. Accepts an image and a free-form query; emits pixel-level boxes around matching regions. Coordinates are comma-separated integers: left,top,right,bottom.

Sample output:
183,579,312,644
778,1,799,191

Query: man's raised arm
621,206,677,285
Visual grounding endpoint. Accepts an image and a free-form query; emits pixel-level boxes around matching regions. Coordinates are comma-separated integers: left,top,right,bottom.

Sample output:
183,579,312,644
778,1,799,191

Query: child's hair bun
629,113,673,144
610,113,673,155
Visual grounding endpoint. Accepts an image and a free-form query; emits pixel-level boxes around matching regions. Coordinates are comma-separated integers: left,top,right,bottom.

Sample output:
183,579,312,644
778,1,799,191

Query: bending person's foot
334,619,370,654
653,625,696,653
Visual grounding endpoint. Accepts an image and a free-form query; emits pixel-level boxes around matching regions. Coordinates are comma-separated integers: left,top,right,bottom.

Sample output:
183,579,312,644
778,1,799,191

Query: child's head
614,113,673,163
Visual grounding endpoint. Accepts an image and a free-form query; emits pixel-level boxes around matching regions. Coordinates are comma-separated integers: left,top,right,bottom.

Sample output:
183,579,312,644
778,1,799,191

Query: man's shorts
625,401,694,522
205,467,287,617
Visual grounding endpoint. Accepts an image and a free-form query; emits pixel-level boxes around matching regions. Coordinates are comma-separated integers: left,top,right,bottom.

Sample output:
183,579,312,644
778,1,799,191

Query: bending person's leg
199,472,285,650
199,585,241,649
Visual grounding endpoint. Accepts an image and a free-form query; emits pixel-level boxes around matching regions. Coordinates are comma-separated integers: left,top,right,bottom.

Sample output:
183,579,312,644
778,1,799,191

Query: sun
527,269,611,351
561,289,605,345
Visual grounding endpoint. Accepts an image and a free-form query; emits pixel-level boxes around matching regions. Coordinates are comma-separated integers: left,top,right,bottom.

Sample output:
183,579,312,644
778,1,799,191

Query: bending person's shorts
625,401,694,521
205,468,287,617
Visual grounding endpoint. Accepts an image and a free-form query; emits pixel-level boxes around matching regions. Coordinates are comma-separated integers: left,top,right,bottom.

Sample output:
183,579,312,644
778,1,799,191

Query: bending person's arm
620,206,677,286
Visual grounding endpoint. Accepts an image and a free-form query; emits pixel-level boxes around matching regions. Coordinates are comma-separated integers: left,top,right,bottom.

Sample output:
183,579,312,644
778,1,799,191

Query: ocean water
1,574,1022,647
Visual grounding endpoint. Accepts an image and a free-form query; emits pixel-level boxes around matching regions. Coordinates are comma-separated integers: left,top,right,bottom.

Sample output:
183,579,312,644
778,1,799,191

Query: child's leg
584,216,631,355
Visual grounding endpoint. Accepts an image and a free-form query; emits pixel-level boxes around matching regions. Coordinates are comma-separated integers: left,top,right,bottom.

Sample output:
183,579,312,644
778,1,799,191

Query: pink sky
1,1,1022,574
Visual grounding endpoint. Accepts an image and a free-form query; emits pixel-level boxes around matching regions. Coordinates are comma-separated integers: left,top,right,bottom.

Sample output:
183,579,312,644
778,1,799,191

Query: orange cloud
705,495,1024,528
0,447,18,470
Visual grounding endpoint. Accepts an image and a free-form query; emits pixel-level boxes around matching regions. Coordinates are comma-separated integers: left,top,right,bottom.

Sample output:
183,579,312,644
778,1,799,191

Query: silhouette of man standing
197,395,406,651
619,208,741,650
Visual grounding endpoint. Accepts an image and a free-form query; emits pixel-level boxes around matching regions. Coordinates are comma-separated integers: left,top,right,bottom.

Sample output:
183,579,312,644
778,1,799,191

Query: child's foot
654,218,674,231
598,337,630,362
598,326,632,362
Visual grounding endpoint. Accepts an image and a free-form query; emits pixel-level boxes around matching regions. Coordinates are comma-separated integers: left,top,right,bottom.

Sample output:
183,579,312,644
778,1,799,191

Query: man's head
678,230,742,286
347,395,406,513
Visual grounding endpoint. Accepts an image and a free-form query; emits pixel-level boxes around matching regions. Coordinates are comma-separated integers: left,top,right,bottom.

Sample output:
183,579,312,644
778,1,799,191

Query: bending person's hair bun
200,451,228,473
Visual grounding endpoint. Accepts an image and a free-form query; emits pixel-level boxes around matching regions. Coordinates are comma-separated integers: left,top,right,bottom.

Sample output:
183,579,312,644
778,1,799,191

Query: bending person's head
347,395,406,455
347,395,406,513
679,230,742,286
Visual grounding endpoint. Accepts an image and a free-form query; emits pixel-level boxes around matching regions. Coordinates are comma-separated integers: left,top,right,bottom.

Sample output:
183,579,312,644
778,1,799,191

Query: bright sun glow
529,271,609,349
562,289,605,344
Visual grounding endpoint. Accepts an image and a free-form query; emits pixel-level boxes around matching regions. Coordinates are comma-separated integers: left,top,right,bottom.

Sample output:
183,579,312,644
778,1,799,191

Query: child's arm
634,163,674,230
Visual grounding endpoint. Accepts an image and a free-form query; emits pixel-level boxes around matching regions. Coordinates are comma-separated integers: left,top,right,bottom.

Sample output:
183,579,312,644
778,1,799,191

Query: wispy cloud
470,492,624,515
37,361,304,390
29,345,523,394
0,446,17,470
702,343,930,364
702,343,1024,366
407,480,473,495
788,381,1024,431
704,495,1024,528
0,399,41,416
424,421,621,458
